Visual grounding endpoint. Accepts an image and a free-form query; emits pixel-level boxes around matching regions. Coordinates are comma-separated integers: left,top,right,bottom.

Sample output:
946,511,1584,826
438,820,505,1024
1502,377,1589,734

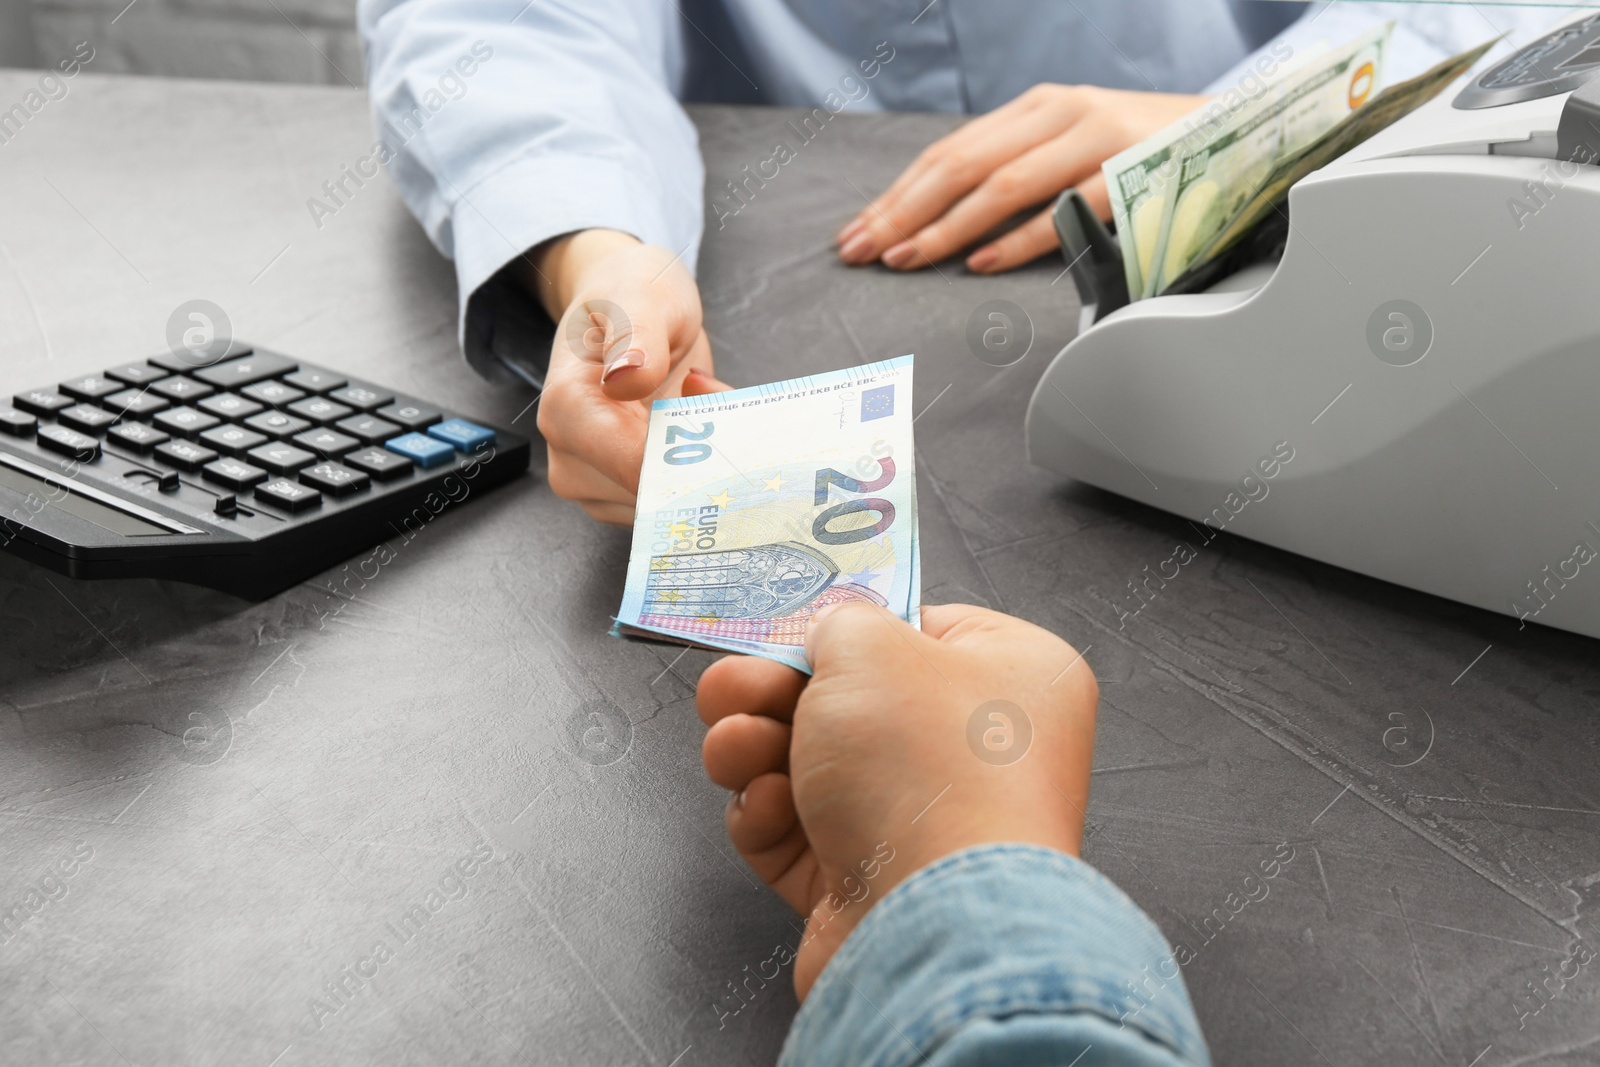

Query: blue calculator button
384,432,455,468
427,418,496,452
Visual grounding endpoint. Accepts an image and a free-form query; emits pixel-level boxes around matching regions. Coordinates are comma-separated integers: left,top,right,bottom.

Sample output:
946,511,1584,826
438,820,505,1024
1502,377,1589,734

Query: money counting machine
1028,13,1600,640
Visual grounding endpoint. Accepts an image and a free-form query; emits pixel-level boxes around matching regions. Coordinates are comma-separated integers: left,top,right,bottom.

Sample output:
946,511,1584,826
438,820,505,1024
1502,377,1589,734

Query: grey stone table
2,69,1598,1067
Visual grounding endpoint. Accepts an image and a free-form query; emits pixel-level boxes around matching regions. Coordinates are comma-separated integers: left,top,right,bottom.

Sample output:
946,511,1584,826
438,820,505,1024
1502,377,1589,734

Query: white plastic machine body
1026,14,1600,639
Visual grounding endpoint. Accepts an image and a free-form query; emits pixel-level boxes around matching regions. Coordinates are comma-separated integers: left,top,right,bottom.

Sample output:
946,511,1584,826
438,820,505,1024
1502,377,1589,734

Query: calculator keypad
299,461,369,497
247,443,316,475
198,393,264,420
14,390,72,416
37,424,99,461
0,407,37,437
108,422,169,453
5,350,509,546
149,376,215,402
106,389,171,418
154,407,221,438
57,404,118,435
255,478,321,512
203,458,268,490
154,439,218,471
199,424,269,457
59,375,123,402
242,381,305,407
288,397,353,425
244,411,312,439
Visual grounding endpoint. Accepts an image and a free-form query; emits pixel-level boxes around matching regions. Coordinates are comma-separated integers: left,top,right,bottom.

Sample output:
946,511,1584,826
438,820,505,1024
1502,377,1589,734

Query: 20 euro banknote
612,356,920,673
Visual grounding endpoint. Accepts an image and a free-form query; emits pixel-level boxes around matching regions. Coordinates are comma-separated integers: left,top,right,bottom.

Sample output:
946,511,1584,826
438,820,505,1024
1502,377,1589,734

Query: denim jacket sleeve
780,844,1209,1067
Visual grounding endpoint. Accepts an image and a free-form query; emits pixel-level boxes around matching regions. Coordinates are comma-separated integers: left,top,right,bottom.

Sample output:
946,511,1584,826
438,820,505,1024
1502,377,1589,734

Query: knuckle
985,167,1029,202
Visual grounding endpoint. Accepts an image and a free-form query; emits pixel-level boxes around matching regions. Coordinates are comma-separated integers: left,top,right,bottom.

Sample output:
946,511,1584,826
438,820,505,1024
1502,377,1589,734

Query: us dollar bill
1167,37,1497,289
613,356,919,673
1140,22,1393,297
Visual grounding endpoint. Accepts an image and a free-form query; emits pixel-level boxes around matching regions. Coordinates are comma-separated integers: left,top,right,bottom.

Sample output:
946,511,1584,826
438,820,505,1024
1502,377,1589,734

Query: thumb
579,287,674,401
804,601,923,675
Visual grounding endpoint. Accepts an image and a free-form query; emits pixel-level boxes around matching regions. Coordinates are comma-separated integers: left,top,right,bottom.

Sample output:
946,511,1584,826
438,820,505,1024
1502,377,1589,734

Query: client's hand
836,85,1208,273
697,602,1097,1000
532,229,729,525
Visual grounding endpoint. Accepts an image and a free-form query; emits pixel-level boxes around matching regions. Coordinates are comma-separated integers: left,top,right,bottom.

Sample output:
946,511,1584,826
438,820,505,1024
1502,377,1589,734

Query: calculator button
107,422,169,454
287,396,353,425
154,407,222,438
104,389,171,418
0,407,37,437
335,414,400,445
198,393,264,420
376,401,441,431
384,432,455,469
244,410,313,439
147,342,252,374
193,352,297,389
246,442,317,475
37,424,100,461
199,424,269,457
57,404,118,435
427,418,496,453
13,390,72,416
241,380,306,407
104,362,167,386
329,384,393,411
299,461,370,497
202,458,269,490
292,428,360,457
154,439,218,471
149,376,215,403
282,369,346,393
59,375,123,402
254,478,321,513
344,447,413,481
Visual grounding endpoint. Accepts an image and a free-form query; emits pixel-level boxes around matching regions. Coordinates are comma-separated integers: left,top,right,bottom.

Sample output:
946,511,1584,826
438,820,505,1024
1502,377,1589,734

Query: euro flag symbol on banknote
613,356,920,673
861,384,895,422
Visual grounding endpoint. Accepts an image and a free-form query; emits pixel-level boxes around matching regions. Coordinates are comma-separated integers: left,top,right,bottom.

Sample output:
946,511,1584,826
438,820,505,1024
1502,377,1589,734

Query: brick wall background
17,0,362,84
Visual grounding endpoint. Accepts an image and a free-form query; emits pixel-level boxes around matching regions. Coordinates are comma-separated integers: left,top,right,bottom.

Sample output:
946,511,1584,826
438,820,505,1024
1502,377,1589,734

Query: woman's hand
532,229,729,526
836,85,1208,274
697,602,1098,1000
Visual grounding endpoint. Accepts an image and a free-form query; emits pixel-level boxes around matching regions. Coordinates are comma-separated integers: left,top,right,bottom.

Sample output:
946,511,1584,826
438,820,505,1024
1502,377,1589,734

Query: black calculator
0,344,530,599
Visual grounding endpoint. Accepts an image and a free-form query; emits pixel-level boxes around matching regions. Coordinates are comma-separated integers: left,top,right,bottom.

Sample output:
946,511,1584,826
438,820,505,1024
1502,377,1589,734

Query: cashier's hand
836,85,1207,273
697,602,1097,1000
532,229,730,526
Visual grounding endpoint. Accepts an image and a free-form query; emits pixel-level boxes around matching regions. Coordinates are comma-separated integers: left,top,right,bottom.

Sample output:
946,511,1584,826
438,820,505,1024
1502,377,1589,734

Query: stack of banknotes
1105,23,1496,300
613,356,919,673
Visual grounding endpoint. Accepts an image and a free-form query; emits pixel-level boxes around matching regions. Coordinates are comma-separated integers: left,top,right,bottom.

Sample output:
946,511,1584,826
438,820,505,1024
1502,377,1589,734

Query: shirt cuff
780,844,1210,1067
450,151,698,388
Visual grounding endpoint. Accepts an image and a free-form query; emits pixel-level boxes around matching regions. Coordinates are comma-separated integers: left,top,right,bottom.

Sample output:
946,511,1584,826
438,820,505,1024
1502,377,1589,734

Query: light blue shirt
357,0,1575,386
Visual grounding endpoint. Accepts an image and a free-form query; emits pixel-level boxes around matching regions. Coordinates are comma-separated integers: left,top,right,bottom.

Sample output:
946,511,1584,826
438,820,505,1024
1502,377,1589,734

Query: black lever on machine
1052,188,1129,330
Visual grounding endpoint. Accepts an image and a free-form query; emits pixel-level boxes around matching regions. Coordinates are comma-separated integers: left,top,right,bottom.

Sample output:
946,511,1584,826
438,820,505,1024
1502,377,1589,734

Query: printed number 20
812,457,896,545
663,421,714,465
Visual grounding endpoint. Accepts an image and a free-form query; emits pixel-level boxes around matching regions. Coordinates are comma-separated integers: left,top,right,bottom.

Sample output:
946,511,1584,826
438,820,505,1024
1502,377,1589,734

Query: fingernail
839,231,874,263
966,246,999,272
836,218,866,244
601,348,645,383
881,242,917,269
811,603,843,625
